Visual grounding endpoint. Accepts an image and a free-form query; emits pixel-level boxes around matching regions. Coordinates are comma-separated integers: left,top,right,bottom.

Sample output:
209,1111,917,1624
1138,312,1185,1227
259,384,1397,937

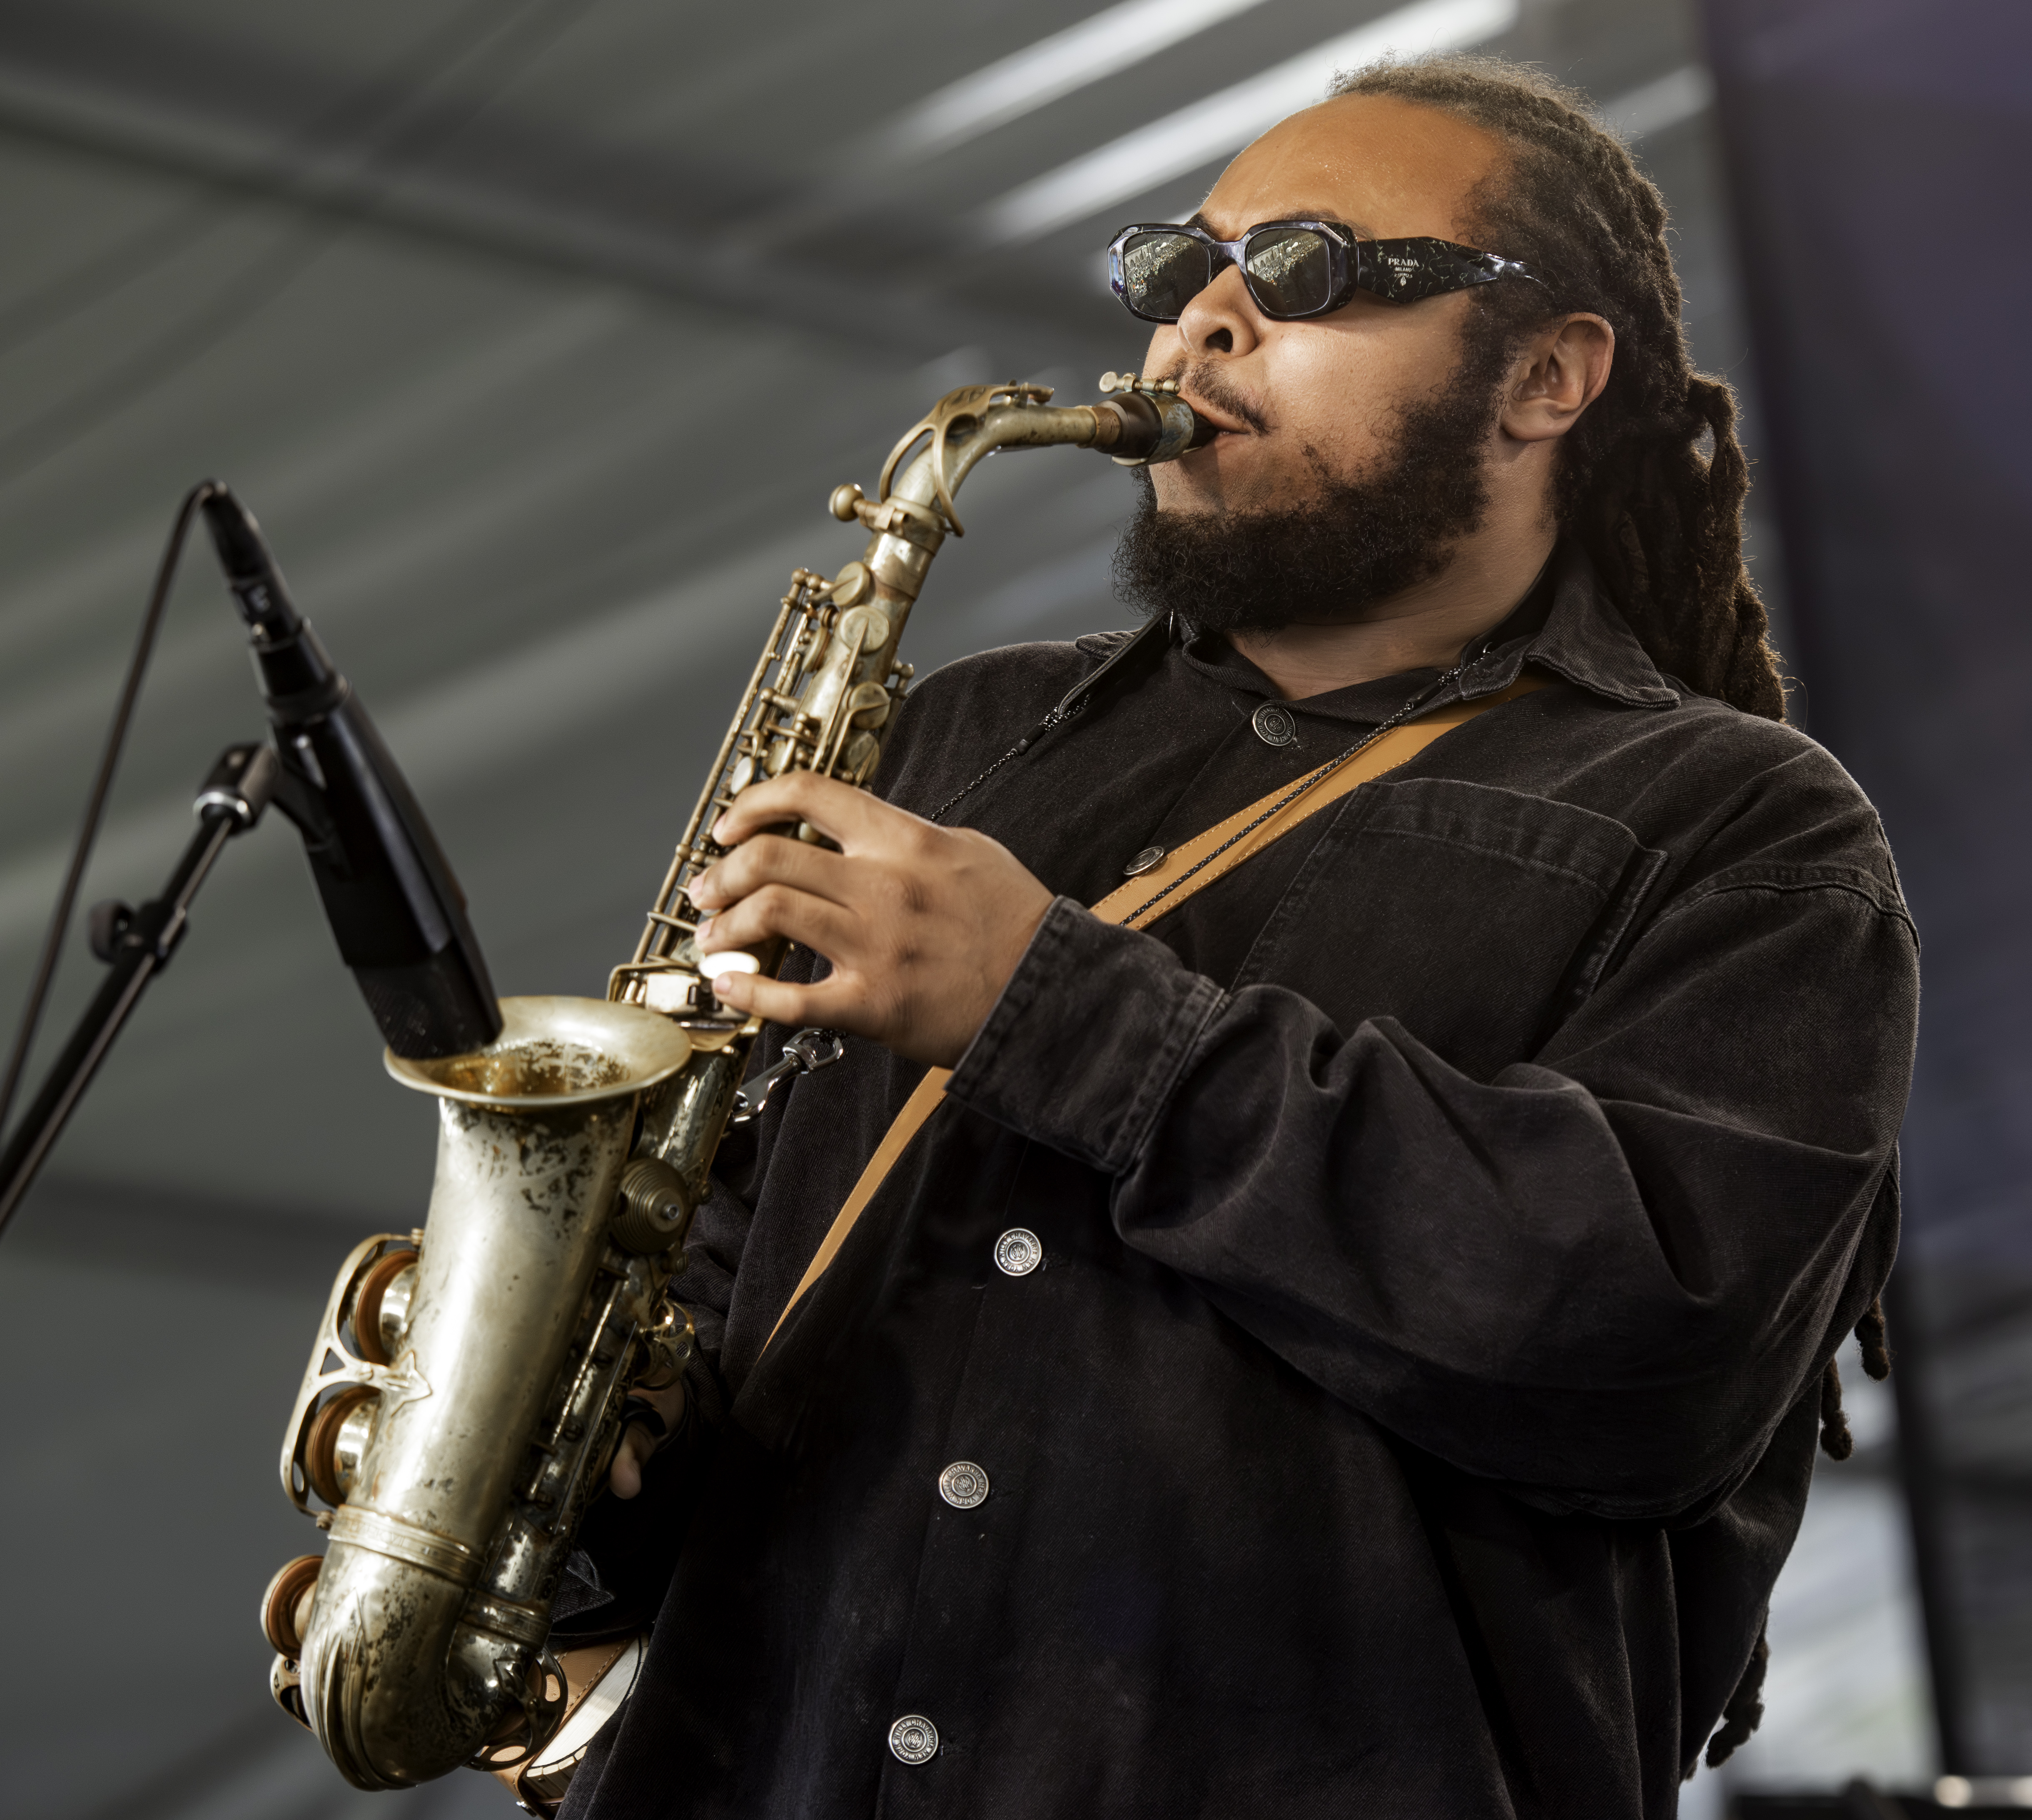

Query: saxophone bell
270,998,691,1789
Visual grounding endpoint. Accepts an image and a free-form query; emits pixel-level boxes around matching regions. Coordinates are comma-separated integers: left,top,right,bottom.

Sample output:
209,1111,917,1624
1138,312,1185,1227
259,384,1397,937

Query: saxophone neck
861,376,1212,540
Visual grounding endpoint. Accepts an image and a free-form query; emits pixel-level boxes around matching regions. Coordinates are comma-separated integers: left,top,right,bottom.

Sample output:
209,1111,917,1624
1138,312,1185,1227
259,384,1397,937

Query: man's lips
1180,390,1255,437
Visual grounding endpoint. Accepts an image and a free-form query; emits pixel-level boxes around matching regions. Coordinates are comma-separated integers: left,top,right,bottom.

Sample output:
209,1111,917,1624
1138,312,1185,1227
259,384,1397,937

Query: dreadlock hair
1704,1622,1769,1771
1328,55,1787,720
1820,1294,1895,1462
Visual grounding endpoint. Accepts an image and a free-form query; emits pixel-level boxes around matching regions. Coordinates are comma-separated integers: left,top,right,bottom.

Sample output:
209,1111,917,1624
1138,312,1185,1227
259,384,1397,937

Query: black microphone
201,487,502,1060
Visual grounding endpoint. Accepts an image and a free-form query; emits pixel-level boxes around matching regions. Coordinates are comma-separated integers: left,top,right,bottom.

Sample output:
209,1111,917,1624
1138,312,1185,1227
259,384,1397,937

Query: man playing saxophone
570,56,1916,1819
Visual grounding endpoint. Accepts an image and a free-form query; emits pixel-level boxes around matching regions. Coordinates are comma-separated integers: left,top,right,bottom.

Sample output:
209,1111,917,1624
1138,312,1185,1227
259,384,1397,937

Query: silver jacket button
889,1714,939,1764
938,1461,989,1508
1252,701,1298,747
994,1227,1042,1275
1122,844,1166,876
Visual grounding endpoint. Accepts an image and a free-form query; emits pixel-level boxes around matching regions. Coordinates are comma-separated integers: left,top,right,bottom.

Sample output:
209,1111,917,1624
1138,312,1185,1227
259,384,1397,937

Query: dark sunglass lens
1243,228,1334,316
1120,231,1211,319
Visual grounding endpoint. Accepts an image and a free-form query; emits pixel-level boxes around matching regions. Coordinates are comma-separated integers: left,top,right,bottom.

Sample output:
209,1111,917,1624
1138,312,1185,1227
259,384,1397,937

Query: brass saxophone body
261,375,1208,1793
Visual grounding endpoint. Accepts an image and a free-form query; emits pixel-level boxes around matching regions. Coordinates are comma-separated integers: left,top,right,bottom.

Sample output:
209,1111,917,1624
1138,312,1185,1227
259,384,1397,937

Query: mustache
1149,358,1270,435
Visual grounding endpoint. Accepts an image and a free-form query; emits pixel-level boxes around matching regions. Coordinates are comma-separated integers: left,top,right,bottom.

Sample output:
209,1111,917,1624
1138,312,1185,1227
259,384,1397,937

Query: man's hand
689,772,1054,1068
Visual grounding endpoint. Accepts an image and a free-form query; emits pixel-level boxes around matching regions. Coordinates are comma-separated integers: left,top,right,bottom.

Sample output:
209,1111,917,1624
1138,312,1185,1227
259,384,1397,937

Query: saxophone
259,374,1209,1796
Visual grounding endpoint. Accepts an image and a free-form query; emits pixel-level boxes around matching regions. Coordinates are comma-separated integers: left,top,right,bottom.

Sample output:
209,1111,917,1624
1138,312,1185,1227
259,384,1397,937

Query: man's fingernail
711,817,728,841
696,916,714,941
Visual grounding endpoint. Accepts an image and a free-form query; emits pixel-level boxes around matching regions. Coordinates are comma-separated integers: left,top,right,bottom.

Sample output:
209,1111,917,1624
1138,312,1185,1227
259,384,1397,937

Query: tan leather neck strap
759,672,1546,1354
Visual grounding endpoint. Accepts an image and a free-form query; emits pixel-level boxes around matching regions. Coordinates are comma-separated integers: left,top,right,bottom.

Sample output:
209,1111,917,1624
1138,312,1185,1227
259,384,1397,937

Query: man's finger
692,832,855,914
698,881,858,961
711,968,859,1032
713,769,924,851
610,1429,648,1500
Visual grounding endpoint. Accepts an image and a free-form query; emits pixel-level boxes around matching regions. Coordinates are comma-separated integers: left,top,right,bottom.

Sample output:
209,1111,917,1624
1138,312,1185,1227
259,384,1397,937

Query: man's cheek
1290,396,1394,489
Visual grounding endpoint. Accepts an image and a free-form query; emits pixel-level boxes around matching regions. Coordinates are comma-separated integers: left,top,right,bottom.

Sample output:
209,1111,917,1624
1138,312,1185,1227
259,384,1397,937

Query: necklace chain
929,697,1090,827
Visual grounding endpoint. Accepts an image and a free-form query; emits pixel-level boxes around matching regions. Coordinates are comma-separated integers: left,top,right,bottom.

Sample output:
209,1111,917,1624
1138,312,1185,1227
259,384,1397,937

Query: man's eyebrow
1184,209,1378,240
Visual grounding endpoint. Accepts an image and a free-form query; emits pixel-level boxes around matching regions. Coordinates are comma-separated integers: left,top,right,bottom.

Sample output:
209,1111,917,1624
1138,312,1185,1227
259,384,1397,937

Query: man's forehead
1197,94,1502,241
1185,206,1380,241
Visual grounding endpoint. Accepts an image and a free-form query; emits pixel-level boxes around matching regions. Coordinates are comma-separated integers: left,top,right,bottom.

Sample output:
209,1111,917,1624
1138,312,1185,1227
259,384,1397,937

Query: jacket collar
1456,539,1678,709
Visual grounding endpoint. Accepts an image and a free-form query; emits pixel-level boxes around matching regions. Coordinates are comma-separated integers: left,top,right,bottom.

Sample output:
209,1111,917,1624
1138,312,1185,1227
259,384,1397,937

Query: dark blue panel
1699,0,2032,1774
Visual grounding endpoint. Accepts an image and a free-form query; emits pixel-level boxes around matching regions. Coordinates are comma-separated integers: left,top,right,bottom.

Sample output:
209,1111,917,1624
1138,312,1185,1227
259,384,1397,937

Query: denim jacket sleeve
944,857,1918,1521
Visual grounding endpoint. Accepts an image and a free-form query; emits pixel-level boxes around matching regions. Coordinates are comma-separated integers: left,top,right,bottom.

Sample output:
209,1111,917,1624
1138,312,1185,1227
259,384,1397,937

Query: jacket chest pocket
1237,777,1663,1080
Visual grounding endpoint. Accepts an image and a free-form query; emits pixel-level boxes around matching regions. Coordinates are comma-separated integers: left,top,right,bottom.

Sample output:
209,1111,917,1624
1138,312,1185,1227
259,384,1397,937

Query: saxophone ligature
260,372,1211,1801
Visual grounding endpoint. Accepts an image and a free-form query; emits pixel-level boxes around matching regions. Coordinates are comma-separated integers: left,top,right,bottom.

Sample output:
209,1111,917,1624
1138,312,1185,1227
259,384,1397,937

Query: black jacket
561,545,1917,1820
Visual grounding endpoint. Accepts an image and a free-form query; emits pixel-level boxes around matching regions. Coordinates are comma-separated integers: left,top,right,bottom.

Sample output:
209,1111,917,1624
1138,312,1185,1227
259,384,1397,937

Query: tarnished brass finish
270,998,691,1789
267,375,1211,1798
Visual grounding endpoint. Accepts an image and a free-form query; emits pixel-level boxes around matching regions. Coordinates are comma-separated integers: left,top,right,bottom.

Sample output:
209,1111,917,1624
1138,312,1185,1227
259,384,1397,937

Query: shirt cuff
945,895,1225,1173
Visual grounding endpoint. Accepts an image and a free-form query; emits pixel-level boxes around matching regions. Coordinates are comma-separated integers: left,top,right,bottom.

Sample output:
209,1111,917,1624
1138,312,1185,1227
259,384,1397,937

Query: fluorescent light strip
1601,65,1714,140
880,0,1276,162
978,0,1518,246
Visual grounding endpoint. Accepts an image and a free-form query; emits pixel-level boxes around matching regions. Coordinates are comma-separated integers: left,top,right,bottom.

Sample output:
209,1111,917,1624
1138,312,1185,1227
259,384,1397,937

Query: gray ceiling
0,3,1785,1814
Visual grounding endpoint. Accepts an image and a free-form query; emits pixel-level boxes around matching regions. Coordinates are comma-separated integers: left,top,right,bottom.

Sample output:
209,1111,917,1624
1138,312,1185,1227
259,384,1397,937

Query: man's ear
1501,314,1614,443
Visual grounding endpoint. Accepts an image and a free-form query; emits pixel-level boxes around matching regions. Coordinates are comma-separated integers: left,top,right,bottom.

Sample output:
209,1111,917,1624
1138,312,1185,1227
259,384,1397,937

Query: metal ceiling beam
0,65,1114,372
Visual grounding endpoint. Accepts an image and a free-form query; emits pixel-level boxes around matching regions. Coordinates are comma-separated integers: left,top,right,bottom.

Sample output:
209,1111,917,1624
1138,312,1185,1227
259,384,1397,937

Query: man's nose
1176,262,1263,359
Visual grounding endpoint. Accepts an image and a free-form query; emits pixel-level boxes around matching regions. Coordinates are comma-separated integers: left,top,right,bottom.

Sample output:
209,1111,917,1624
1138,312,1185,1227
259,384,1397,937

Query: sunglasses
1108,219,1543,322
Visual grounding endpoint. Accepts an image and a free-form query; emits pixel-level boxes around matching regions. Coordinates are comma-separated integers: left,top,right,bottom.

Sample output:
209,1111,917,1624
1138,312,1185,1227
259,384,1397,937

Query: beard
1112,329,1513,635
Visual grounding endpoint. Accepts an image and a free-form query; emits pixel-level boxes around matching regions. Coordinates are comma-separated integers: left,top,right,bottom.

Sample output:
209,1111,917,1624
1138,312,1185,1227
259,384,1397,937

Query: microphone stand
0,740,279,1237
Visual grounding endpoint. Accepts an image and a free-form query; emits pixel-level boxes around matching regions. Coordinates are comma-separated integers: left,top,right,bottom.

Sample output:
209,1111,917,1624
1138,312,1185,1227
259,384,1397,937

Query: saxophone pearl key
701,951,761,980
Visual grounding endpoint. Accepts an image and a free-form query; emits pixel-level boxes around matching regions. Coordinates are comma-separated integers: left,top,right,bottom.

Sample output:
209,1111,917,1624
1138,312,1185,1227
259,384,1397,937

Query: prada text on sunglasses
1108,219,1543,322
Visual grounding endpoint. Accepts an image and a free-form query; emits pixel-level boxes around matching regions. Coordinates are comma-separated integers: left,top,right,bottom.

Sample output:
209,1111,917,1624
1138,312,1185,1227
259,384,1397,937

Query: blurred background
0,0,2021,1814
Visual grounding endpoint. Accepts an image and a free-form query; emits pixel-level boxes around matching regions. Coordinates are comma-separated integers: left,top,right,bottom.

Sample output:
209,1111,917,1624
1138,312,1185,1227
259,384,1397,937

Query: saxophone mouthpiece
1093,372,1217,466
